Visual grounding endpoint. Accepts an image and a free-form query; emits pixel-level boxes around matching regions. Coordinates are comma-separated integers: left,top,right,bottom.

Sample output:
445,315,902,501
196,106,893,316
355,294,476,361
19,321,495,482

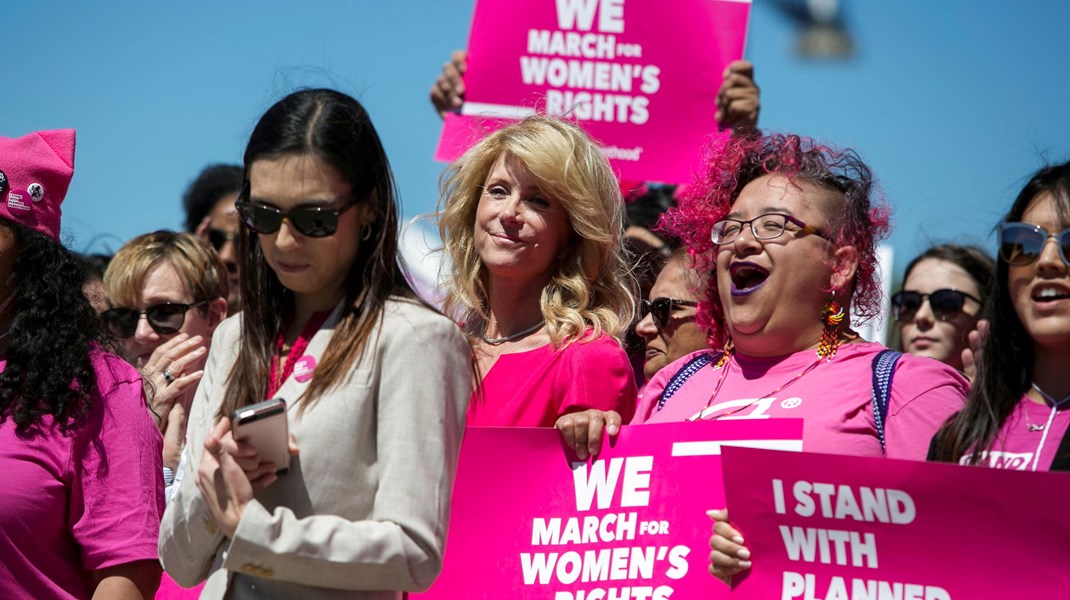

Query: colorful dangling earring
715,337,734,368
818,296,845,359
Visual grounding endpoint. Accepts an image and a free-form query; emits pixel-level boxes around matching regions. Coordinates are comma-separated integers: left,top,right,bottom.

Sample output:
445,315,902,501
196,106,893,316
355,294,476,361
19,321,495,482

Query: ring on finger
162,367,176,383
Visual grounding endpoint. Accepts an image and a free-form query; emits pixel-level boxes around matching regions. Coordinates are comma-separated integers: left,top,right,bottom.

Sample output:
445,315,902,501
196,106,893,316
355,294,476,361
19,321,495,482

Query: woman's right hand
555,409,622,460
430,49,468,119
707,508,751,585
142,333,208,430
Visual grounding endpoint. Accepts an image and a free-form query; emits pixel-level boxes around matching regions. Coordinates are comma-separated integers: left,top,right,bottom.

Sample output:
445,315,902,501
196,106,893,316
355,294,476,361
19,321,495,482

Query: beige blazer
159,297,472,599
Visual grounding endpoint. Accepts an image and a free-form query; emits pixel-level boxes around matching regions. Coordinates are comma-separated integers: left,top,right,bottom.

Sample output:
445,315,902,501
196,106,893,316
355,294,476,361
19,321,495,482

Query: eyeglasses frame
711,213,827,246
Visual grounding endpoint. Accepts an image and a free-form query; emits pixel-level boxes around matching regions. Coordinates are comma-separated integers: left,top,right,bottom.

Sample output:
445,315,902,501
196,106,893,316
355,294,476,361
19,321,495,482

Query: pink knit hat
0,129,75,242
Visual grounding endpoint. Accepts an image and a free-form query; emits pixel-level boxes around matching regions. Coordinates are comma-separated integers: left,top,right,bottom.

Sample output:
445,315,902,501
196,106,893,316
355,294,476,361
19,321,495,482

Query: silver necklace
1026,382,1070,431
479,321,545,345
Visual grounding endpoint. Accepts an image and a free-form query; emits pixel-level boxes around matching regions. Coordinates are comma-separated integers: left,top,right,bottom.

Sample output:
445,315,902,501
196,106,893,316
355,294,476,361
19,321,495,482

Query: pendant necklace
479,320,545,345
1024,382,1070,432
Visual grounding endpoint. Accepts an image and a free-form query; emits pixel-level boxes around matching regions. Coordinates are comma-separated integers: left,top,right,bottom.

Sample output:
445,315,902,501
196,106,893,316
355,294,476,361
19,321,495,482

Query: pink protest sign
417,419,802,600
435,0,751,184
721,447,1070,599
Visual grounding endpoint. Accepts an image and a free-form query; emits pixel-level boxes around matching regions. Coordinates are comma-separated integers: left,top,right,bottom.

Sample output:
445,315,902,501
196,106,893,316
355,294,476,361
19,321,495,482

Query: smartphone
231,398,291,474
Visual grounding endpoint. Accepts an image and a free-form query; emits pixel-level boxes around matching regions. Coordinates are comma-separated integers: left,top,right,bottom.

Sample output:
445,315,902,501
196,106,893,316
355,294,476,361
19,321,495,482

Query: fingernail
738,560,751,569
607,424,619,435
737,549,750,560
732,536,745,544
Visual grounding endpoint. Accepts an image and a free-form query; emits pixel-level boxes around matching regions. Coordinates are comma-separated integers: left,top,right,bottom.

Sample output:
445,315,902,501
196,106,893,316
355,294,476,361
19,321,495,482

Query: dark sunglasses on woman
102,301,208,338
891,289,980,322
639,297,698,330
235,200,354,238
207,228,237,251
998,222,1070,267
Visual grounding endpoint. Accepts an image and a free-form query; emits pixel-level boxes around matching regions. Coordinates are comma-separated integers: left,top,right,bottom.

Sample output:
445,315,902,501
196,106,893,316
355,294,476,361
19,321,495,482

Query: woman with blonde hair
103,231,229,486
438,115,637,427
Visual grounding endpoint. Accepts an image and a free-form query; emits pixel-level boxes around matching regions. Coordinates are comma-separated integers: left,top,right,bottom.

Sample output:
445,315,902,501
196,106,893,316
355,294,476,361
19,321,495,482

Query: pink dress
468,333,637,427
0,351,163,600
633,342,968,460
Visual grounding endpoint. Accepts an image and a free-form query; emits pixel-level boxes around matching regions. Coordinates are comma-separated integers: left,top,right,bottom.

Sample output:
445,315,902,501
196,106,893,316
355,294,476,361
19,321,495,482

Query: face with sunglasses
635,257,708,379
246,154,377,310
1005,194,1070,348
105,261,225,366
896,258,983,371
200,193,241,310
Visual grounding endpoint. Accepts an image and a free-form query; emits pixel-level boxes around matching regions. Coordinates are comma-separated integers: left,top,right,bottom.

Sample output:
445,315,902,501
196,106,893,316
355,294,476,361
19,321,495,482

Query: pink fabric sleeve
882,355,968,461
555,334,638,423
70,354,164,571
631,350,708,425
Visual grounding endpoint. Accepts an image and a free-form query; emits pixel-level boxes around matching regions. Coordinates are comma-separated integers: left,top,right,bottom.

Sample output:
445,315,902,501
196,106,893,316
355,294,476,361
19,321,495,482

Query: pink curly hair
660,133,892,346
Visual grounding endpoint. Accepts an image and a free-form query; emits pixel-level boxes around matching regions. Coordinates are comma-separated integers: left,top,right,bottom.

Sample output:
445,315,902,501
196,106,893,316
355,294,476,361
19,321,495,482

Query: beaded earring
715,337,734,368
818,295,845,359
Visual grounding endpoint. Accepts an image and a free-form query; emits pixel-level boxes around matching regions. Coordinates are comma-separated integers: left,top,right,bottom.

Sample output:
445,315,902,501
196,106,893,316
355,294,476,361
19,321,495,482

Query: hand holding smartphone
231,398,291,474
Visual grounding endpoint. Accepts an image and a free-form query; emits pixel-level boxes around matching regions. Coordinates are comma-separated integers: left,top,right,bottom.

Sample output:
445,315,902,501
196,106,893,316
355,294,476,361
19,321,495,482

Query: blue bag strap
871,349,903,455
656,351,718,412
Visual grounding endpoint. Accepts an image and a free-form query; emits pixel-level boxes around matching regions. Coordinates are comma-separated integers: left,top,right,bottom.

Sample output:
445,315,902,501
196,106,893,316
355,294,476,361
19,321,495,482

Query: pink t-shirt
468,333,637,427
0,351,164,600
960,394,1070,471
634,342,968,460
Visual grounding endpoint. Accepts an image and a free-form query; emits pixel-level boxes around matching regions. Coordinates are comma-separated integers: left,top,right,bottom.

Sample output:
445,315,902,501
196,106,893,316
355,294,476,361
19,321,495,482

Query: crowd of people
0,48,1067,599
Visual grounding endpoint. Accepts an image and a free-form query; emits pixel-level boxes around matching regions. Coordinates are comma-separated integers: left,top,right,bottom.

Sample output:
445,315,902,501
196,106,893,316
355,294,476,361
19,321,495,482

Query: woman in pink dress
438,115,638,427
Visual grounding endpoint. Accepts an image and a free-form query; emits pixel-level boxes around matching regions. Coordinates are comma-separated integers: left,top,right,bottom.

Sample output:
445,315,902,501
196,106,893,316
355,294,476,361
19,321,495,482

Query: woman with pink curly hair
554,133,970,583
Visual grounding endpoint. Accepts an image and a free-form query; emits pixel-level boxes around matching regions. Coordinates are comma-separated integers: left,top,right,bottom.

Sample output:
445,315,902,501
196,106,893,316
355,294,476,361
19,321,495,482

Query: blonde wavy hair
438,115,635,347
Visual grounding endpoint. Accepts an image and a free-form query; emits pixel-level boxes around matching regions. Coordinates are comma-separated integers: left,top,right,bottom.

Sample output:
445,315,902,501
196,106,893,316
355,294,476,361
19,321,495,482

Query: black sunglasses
207,228,237,251
998,222,1070,267
102,301,208,338
891,289,980,322
639,297,698,330
235,200,354,238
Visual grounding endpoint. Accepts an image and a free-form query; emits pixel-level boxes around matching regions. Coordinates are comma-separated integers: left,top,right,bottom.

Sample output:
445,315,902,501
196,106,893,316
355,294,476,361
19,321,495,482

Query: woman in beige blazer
158,89,472,599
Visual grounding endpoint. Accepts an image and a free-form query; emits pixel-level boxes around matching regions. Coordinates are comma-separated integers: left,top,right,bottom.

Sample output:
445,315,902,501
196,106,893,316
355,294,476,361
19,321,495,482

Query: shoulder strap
1049,419,1070,472
871,349,903,455
656,351,718,412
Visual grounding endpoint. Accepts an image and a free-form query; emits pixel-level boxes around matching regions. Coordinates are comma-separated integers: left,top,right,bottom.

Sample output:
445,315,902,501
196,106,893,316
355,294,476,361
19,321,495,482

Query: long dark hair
0,221,109,431
219,89,413,419
931,161,1070,463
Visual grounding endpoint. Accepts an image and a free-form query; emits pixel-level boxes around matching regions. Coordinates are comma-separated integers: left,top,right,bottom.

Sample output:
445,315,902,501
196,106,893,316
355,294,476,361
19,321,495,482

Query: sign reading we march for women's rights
720,447,1070,599
435,0,752,184
415,420,802,600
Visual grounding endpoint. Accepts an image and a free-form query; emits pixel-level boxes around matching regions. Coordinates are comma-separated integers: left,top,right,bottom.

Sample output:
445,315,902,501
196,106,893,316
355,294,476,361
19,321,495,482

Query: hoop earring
360,223,372,241
818,295,845,359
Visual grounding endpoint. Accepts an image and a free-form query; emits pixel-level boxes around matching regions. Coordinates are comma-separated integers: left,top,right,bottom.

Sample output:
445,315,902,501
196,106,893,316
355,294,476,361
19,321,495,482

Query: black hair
220,88,414,420
181,164,244,233
0,222,111,431
901,243,995,297
931,160,1070,463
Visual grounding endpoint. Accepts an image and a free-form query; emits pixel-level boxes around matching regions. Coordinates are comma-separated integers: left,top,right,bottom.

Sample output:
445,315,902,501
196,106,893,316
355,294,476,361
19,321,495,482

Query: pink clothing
0,351,163,600
469,333,637,427
634,342,968,460
960,394,1070,471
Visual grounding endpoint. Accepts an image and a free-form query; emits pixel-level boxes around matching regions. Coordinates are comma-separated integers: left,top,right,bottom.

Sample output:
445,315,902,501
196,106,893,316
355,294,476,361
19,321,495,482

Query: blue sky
6,0,1070,281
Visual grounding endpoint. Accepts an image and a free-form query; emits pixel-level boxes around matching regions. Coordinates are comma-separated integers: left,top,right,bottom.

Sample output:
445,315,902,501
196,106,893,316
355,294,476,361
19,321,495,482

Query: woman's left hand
196,417,275,538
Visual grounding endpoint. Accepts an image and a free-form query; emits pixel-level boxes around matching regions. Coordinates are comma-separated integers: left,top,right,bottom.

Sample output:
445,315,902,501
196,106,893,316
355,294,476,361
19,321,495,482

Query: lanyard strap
266,309,333,399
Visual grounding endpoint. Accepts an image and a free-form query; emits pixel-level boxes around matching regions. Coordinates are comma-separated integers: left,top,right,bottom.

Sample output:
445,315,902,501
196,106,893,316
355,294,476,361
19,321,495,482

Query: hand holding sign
706,508,750,585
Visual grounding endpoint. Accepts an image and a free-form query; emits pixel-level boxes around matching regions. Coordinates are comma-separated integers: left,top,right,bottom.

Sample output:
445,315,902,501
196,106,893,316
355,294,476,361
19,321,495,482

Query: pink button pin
293,355,316,383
